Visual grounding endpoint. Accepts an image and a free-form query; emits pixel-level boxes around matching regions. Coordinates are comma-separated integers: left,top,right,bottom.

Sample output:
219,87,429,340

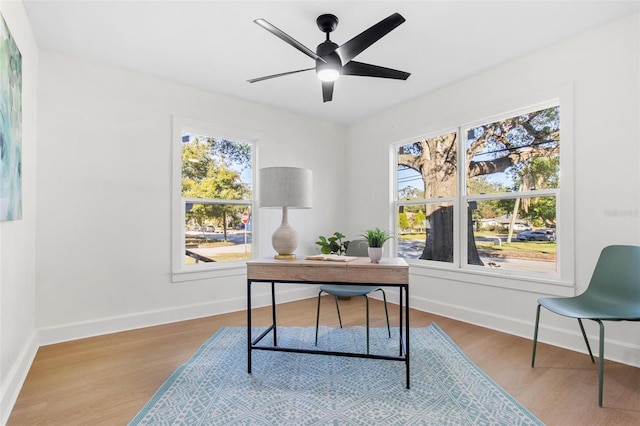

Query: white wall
0,1,38,423
346,14,640,366
34,51,347,342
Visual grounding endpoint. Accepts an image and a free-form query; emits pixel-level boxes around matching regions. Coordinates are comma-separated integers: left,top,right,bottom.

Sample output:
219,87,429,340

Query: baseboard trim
410,294,640,369
1,332,38,426
38,285,318,346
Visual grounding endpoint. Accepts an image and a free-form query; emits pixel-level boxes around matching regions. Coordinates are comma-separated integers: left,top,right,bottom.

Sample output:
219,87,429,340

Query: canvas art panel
0,13,22,221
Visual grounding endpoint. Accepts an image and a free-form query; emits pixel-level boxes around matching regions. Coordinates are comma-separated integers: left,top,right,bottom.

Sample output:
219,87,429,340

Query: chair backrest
346,240,369,257
586,245,640,304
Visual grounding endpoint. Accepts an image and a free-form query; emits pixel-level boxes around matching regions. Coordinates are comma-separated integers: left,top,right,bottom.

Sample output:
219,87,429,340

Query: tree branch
468,145,558,178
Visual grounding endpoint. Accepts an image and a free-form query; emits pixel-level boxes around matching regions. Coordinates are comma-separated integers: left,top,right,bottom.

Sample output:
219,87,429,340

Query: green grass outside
185,236,251,263
398,231,556,256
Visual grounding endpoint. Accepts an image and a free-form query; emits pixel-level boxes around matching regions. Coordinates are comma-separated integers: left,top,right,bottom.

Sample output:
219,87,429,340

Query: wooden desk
246,257,410,388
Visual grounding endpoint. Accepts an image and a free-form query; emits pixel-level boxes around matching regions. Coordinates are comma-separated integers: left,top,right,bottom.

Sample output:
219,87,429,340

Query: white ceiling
23,0,640,124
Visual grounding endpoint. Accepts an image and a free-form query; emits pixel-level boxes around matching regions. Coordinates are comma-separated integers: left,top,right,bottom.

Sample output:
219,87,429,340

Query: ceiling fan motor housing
316,40,341,65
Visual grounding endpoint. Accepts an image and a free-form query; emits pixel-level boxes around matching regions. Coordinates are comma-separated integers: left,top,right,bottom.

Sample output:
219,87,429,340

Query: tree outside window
181,133,253,265
396,104,560,276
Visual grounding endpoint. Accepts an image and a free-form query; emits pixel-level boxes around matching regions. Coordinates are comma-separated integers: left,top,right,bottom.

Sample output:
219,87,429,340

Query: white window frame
171,116,259,283
392,87,575,296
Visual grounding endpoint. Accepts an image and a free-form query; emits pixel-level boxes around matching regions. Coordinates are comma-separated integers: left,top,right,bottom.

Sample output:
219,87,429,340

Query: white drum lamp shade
259,167,312,259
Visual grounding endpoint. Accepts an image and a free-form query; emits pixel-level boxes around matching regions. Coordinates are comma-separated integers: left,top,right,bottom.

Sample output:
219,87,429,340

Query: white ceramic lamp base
272,206,298,260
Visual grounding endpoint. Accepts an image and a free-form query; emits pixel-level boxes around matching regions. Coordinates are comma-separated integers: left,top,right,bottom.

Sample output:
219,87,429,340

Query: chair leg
333,296,343,328
578,318,595,363
595,319,605,407
378,289,391,338
315,290,324,346
531,304,542,368
365,295,370,354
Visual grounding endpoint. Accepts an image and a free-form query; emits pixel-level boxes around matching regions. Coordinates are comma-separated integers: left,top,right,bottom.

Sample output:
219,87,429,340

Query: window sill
172,262,248,283
406,259,574,297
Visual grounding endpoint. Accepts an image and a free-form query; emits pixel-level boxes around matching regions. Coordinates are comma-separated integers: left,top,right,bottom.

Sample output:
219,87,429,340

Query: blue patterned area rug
129,325,542,425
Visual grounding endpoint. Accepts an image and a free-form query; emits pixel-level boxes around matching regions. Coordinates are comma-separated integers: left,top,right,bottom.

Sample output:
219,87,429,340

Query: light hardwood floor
7,297,640,425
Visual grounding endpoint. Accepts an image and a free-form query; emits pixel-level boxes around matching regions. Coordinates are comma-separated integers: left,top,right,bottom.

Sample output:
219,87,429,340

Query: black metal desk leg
247,279,252,374
405,285,410,389
399,284,404,356
271,281,278,346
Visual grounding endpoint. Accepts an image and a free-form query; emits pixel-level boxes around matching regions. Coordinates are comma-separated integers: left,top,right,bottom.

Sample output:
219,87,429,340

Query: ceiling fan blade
335,13,405,64
254,19,326,63
341,61,410,80
247,67,315,83
322,81,334,103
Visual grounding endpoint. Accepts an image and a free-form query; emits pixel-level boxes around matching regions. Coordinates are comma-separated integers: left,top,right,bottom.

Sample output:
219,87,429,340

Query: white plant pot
368,247,383,264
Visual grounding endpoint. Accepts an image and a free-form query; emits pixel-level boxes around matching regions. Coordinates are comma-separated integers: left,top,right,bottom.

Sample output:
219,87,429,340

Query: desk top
246,257,408,285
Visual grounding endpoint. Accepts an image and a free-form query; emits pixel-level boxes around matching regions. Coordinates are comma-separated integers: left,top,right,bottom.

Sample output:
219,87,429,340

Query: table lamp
259,167,312,259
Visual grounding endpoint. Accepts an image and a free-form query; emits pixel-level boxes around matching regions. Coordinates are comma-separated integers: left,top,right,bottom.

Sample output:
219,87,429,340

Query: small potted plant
315,232,348,255
360,228,393,263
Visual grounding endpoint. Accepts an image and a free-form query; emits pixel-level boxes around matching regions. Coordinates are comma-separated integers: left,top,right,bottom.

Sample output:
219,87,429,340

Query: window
172,117,256,281
395,100,571,285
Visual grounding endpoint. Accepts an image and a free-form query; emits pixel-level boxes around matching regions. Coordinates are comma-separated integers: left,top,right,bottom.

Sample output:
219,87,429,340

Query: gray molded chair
315,240,391,353
531,245,640,406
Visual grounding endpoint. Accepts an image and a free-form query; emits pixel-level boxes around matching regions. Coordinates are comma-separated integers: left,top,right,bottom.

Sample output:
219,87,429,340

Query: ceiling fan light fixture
317,67,340,82
316,48,341,82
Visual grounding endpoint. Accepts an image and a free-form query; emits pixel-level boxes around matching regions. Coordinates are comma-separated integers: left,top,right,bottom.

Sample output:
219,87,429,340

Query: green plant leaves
360,228,393,248
315,232,347,255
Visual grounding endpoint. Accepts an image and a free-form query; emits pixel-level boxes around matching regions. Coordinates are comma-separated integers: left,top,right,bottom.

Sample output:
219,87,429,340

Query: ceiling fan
247,13,411,103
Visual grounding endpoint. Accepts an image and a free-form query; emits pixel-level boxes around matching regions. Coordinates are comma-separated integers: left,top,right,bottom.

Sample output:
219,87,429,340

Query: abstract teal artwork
0,13,22,221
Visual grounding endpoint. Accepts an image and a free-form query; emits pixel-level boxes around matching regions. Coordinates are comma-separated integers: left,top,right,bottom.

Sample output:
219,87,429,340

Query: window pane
471,196,556,274
397,131,458,200
397,202,454,264
392,101,566,282
180,130,253,266
466,105,559,195
185,202,252,264
181,133,253,200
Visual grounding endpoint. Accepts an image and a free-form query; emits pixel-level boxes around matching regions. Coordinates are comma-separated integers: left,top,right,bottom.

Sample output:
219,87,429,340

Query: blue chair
531,245,640,406
314,240,391,353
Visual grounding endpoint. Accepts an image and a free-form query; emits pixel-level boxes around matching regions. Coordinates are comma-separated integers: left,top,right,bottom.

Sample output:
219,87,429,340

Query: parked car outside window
516,230,555,242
